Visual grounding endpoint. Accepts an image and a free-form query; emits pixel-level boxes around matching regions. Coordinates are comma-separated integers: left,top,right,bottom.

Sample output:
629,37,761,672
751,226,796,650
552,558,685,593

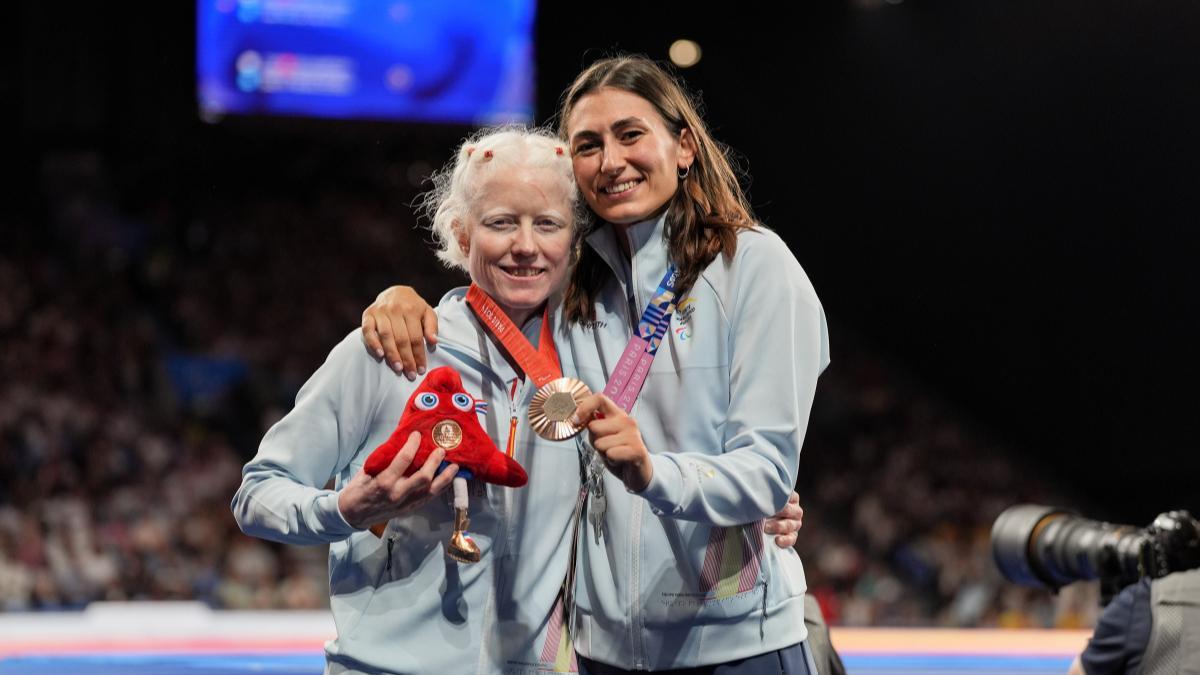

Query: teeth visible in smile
603,180,639,194
504,267,542,277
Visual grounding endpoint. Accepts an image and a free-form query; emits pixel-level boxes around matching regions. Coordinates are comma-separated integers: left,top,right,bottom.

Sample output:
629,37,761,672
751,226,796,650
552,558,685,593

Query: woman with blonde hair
235,126,595,674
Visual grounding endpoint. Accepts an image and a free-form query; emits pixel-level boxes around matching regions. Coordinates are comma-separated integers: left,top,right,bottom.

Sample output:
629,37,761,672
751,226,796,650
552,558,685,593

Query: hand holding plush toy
364,366,526,562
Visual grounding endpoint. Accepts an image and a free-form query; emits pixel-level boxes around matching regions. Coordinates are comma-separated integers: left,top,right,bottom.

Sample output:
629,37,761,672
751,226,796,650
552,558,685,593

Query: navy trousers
576,640,818,675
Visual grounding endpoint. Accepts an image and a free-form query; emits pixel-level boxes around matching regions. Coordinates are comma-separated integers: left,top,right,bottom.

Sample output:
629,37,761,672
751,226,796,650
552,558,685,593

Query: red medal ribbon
465,284,561,387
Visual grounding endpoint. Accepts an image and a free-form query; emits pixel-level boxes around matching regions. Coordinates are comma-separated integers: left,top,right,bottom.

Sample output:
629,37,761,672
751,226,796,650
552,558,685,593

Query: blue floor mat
0,654,326,675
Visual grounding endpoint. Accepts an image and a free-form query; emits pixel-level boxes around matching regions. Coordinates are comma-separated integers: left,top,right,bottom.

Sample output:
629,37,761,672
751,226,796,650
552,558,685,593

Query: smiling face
458,165,574,326
566,87,695,226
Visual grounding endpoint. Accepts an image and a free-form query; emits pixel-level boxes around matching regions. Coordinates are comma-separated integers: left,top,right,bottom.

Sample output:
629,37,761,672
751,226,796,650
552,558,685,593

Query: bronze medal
432,419,463,450
529,377,591,441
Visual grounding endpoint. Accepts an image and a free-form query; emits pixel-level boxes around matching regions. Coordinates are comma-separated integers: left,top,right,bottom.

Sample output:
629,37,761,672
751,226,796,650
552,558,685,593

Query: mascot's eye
415,393,439,410
451,393,472,412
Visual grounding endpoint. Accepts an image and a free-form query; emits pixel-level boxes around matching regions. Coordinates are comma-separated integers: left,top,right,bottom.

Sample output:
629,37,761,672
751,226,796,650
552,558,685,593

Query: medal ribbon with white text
465,284,561,386
602,264,680,412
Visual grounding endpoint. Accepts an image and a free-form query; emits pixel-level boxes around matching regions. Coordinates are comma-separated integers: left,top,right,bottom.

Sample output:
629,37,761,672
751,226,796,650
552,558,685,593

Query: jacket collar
584,212,671,303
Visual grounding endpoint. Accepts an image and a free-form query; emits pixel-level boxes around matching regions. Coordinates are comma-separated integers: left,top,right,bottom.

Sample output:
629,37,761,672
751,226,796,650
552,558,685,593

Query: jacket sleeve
637,230,830,524
231,330,394,544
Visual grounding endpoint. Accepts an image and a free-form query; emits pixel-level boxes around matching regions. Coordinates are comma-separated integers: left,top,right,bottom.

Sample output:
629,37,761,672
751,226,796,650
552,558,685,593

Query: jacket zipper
490,378,518,552
624,227,647,670
426,335,523,675
476,382,517,675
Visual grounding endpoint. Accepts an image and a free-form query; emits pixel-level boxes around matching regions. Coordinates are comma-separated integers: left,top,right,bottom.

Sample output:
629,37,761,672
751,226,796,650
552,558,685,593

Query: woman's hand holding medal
569,395,806,544
571,394,654,493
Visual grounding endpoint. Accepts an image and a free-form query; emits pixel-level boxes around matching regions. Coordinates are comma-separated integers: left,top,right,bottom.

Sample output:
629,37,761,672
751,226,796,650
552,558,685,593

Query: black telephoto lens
991,505,1145,592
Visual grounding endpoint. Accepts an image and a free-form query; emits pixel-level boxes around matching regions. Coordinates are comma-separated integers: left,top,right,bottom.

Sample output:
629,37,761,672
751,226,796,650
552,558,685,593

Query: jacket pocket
768,544,807,605
643,521,767,627
328,531,390,639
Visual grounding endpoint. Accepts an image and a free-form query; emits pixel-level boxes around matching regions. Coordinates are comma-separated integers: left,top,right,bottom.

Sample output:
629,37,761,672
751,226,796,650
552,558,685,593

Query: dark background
13,0,1198,525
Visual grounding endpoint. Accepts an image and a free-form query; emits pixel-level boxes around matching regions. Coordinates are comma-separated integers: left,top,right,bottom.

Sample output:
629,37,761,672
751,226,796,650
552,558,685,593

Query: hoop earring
677,165,691,180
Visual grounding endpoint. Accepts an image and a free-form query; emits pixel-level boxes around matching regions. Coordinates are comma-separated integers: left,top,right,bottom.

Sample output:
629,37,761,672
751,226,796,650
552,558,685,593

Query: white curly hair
418,125,588,271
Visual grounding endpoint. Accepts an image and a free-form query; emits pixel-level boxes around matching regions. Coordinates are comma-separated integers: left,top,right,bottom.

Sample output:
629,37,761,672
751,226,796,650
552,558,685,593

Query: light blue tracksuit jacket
232,296,583,674
561,213,830,670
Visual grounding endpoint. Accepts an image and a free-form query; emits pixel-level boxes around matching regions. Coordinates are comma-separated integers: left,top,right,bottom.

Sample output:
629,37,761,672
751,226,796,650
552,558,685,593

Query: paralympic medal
432,419,463,449
529,377,592,441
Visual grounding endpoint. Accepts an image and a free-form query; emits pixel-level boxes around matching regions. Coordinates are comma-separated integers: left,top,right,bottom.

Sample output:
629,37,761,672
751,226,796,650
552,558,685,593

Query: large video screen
197,0,535,125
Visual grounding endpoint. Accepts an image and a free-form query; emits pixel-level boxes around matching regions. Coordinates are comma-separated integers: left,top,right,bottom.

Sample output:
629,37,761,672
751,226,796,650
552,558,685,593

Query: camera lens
991,504,1144,591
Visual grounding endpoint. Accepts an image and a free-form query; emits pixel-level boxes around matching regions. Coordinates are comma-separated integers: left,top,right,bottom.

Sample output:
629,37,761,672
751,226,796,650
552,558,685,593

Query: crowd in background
1,143,1098,628
794,342,1099,628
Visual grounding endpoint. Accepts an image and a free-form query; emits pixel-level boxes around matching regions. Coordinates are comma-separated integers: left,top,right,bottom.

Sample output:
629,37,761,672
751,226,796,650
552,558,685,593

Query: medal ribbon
558,264,682,643
465,284,561,387
603,264,680,412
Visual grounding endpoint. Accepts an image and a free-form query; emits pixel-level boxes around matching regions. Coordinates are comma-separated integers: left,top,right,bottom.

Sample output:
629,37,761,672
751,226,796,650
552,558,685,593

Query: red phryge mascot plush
363,366,526,562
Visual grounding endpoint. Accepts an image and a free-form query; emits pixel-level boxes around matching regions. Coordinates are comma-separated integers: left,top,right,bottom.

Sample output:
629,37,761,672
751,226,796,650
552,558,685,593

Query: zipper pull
760,580,768,638
506,415,518,457
386,537,395,573
506,378,520,458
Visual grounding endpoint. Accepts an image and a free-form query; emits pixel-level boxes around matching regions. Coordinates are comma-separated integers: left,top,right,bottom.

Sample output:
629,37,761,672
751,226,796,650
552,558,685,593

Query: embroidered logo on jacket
673,298,697,341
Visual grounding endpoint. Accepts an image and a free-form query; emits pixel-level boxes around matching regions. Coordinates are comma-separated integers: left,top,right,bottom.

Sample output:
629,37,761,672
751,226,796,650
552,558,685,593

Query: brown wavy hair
557,55,757,324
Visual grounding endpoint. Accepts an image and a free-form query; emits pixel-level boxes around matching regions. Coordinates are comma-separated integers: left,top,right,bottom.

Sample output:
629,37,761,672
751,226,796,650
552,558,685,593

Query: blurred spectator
797,341,1100,627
